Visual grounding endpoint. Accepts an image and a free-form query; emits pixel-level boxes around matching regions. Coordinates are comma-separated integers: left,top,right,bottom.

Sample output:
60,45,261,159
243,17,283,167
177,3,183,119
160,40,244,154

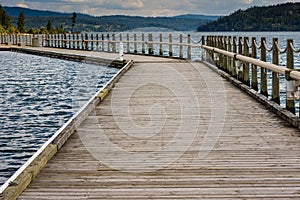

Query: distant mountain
198,2,300,31
3,6,217,32
174,14,220,21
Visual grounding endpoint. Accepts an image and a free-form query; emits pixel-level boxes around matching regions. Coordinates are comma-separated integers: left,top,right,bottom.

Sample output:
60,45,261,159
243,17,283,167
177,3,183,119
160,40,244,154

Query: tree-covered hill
3,6,218,32
198,2,300,31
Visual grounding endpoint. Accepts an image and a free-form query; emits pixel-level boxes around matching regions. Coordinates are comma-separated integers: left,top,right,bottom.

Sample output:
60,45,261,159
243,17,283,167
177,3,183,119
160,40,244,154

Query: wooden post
159,34,163,56
84,33,88,50
76,34,80,50
72,34,75,49
243,37,250,86
227,36,232,75
81,34,84,50
180,34,183,58
252,37,258,91
126,34,130,53
112,34,116,53
148,33,153,55
237,37,243,81
64,33,67,48
187,34,191,60
106,34,110,52
68,34,71,48
96,34,99,51
101,34,104,51
91,34,94,50
134,34,137,53
232,36,237,78
142,34,145,54
272,38,280,105
169,34,173,57
53,34,56,47
261,37,268,97
286,39,295,114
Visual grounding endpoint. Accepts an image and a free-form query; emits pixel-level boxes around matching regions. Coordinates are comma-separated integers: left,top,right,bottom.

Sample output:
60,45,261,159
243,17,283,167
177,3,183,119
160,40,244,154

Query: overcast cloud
1,0,299,16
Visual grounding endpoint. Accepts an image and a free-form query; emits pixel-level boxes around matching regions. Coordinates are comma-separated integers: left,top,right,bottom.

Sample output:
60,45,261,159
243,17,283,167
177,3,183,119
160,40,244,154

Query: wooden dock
12,52,300,199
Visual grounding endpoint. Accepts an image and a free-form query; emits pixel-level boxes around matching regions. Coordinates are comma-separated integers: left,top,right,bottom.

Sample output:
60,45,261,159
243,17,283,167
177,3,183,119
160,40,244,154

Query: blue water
0,52,119,185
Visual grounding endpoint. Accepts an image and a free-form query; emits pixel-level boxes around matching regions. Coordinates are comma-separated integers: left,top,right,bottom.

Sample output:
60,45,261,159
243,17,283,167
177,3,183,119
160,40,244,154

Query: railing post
261,37,268,97
272,38,280,105
228,36,233,75
54,34,57,47
126,34,130,53
107,34,110,52
134,34,137,53
101,34,104,51
148,33,153,55
142,34,145,54
46,34,50,47
112,34,116,53
187,34,191,60
159,34,163,56
85,33,89,50
91,34,94,51
96,34,99,51
169,34,173,57
243,37,250,86
223,36,228,72
81,34,84,50
286,39,295,114
201,35,205,61
232,36,237,77
76,34,80,50
68,34,71,48
72,34,75,49
179,34,183,58
64,33,67,48
252,37,258,91
237,37,243,81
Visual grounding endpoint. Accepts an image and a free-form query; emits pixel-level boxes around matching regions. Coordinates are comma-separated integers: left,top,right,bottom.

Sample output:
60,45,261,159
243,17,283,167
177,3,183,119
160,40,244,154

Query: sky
1,0,300,16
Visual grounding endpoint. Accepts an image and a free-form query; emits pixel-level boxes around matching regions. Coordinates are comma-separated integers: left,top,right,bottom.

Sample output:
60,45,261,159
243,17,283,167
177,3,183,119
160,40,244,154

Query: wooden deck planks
18,59,300,199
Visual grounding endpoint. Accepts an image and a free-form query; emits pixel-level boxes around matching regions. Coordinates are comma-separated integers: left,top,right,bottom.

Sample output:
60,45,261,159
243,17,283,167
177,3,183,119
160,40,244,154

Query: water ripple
0,51,118,185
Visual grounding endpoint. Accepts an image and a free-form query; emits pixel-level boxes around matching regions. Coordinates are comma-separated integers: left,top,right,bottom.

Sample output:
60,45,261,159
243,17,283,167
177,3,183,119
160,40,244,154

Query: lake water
0,52,118,185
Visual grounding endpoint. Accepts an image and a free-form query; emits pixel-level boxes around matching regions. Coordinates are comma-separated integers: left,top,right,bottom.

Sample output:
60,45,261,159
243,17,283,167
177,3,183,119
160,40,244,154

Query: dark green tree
17,12,26,32
71,12,77,33
46,19,52,32
0,5,11,29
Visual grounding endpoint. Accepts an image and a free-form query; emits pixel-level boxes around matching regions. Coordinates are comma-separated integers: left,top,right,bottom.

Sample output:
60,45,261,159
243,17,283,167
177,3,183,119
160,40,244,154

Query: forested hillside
4,6,218,32
198,3,300,31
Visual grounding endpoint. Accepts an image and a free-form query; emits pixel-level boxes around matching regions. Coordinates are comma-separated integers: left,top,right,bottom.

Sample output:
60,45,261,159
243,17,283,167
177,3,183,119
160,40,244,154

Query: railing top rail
202,45,300,81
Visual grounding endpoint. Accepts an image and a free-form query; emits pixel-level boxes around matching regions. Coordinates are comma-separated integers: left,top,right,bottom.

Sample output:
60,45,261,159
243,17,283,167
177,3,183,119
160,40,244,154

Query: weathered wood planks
17,60,300,199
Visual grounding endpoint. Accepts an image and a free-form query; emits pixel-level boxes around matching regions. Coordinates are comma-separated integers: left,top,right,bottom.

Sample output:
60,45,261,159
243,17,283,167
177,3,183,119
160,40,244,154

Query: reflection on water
0,52,118,185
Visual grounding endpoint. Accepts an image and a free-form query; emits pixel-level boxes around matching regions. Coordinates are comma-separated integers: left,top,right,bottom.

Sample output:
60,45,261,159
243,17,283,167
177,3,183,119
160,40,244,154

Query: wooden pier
13,52,300,199
0,35,300,199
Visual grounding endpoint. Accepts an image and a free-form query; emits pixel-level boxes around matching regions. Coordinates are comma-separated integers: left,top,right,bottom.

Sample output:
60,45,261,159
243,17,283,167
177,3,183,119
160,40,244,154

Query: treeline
0,4,66,34
4,6,215,32
198,2,300,31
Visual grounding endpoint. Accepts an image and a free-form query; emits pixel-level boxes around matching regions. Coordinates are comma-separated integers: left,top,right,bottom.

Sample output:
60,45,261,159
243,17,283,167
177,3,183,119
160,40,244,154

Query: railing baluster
252,37,258,91
169,34,172,57
180,34,183,58
142,34,145,54
134,34,137,53
244,37,250,86
187,34,191,60
159,34,163,56
261,37,268,97
286,39,295,114
272,38,280,104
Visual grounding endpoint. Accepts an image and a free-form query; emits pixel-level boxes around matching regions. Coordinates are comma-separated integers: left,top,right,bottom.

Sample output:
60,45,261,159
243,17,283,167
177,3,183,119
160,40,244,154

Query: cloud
16,3,28,8
1,0,299,16
101,0,145,10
